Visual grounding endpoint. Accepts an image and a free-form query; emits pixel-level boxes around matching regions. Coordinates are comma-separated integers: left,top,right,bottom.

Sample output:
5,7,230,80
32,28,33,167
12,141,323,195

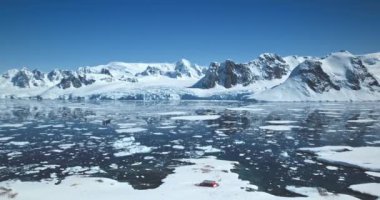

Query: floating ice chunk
347,119,377,123
349,183,380,198
280,152,289,157
227,107,264,112
34,125,51,129
286,186,357,199
113,137,152,157
117,123,137,128
58,143,75,150
304,159,316,164
196,146,221,153
0,123,24,128
157,111,187,115
266,121,297,124
7,151,22,158
233,140,245,145
326,166,338,170
0,137,14,141
365,171,380,178
116,127,147,133
171,115,220,121
259,125,300,131
157,126,177,129
172,145,185,150
299,146,380,171
52,124,65,128
8,141,29,146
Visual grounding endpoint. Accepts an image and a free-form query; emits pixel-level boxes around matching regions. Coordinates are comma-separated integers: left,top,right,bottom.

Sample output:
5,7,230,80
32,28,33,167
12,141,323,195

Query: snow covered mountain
1,51,380,101
192,53,307,89
246,51,380,101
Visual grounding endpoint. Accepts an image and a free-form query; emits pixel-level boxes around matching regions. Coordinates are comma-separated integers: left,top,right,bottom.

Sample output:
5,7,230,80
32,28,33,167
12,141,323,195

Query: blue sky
0,0,379,72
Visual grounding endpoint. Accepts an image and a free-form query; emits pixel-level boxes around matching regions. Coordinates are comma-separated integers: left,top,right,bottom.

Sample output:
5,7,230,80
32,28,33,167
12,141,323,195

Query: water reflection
0,100,379,198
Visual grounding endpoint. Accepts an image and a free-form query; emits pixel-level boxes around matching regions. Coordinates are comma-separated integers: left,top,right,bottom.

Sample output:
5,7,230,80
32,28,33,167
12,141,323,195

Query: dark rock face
100,68,112,76
47,70,61,82
165,71,182,78
193,54,292,89
137,66,164,76
192,60,254,89
192,62,219,89
32,70,44,81
251,53,290,80
290,60,340,93
57,71,95,89
345,58,379,90
11,71,30,88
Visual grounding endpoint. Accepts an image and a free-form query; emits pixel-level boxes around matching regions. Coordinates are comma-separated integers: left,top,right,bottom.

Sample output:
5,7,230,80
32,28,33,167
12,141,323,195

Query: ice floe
115,127,147,133
226,107,264,112
157,111,187,115
8,141,29,146
266,120,298,124
0,123,24,128
0,156,358,200
347,119,377,123
299,146,380,171
349,183,380,198
112,137,152,157
171,115,220,121
286,186,357,199
259,125,300,131
365,171,380,178
172,145,185,150
196,146,222,153
0,137,14,141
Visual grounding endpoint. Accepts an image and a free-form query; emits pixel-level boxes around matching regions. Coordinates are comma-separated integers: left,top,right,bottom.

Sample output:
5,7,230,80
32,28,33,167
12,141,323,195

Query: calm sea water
0,100,379,199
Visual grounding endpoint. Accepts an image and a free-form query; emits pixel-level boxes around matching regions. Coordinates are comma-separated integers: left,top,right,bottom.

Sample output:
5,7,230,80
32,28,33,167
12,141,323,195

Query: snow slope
247,51,380,101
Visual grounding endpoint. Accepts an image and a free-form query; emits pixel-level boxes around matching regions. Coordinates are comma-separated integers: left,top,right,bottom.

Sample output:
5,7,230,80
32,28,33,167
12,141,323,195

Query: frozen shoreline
0,156,359,200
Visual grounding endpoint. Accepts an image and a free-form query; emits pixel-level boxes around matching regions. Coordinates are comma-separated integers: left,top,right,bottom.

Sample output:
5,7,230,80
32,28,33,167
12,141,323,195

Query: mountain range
1,51,379,101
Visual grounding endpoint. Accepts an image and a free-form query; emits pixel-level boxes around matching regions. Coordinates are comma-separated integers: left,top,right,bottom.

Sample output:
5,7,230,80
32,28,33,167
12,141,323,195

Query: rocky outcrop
57,71,95,89
192,53,293,89
250,53,290,80
192,60,255,89
136,66,164,76
289,60,340,93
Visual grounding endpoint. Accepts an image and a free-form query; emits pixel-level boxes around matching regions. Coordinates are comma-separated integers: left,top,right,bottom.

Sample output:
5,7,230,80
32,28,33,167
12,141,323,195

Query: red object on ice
197,180,219,188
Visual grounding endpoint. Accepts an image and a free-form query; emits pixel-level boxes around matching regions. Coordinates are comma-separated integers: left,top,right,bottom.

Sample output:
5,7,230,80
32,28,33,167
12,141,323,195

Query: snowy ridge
246,51,380,101
1,51,380,101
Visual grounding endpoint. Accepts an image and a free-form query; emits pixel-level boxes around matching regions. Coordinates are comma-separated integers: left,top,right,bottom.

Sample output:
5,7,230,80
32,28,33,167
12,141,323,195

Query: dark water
0,100,379,199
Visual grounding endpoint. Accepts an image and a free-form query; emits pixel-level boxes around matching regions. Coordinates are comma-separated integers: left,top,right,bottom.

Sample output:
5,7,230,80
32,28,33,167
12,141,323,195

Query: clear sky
0,0,379,72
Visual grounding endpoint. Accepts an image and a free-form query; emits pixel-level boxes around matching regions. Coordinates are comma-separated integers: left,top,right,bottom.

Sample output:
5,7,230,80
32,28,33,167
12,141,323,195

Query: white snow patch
365,171,380,178
0,137,14,141
112,137,152,157
116,127,147,133
172,145,185,150
347,119,377,123
157,111,187,115
349,183,380,198
196,146,222,153
259,125,300,131
266,121,298,124
0,123,24,128
299,146,380,171
171,115,220,121
8,141,29,146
